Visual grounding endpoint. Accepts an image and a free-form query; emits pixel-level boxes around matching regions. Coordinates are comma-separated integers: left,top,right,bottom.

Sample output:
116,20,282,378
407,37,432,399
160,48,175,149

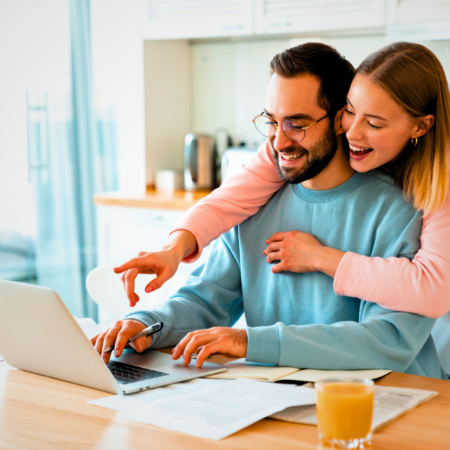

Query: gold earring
411,137,418,147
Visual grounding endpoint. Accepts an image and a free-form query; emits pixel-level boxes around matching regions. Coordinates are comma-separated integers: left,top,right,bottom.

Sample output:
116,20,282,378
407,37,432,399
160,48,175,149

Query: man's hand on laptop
172,327,248,368
90,320,152,364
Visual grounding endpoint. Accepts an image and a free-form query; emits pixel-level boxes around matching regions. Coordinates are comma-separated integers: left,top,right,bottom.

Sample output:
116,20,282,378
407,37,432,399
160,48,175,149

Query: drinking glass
315,378,374,449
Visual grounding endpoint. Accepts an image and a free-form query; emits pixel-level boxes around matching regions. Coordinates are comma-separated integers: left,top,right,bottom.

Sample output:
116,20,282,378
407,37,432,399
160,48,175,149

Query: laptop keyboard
107,361,169,385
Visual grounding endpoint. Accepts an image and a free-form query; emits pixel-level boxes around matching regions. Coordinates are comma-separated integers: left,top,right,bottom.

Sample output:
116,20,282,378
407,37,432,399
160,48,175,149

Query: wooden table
1,357,449,450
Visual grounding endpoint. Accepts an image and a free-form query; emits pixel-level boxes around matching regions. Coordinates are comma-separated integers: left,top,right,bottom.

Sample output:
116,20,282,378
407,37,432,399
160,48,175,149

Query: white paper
87,378,223,413
121,379,316,440
270,385,438,432
371,386,438,431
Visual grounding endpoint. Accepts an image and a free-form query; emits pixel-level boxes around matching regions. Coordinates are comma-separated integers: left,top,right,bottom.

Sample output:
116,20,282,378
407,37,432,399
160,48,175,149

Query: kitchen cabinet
254,0,386,35
388,0,450,25
143,0,450,41
144,0,387,41
145,0,253,39
95,190,212,271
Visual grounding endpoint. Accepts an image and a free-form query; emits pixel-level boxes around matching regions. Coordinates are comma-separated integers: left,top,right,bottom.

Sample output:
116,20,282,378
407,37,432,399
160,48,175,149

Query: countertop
93,189,213,210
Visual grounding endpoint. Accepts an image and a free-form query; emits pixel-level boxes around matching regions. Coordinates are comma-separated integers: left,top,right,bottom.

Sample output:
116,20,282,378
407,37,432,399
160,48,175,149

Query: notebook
207,359,391,383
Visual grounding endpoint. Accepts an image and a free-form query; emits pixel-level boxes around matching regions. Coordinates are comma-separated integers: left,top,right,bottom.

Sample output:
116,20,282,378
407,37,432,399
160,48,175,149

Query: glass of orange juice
315,378,374,449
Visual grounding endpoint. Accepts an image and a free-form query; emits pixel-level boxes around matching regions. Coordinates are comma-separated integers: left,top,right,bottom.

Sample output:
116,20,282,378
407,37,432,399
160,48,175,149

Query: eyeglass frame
252,112,329,142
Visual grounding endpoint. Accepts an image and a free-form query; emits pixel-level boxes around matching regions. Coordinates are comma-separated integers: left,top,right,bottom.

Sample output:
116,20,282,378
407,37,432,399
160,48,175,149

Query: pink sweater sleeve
172,141,284,263
334,194,450,318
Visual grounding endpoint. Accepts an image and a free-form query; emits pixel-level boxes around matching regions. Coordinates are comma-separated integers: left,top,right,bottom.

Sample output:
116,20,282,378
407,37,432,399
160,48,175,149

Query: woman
116,42,450,319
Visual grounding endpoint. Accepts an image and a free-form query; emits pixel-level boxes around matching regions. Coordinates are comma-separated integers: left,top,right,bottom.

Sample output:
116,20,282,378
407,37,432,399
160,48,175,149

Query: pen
103,322,164,354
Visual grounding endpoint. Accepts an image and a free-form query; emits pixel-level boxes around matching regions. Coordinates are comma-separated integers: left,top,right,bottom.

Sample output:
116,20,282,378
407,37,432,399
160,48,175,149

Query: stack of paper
270,385,438,431
88,378,316,440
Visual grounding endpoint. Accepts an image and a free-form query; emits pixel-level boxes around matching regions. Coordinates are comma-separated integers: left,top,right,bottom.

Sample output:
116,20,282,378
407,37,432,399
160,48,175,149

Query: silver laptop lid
0,280,121,394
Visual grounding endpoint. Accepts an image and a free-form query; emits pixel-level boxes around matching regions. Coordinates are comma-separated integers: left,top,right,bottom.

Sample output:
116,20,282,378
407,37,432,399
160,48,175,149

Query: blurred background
1,0,450,323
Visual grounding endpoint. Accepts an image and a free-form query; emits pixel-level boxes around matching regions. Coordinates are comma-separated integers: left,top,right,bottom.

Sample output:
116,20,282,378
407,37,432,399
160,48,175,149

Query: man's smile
278,151,307,167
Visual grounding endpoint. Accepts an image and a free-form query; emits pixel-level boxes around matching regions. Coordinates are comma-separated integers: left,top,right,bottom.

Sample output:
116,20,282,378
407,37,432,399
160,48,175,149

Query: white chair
86,265,187,324
431,311,450,377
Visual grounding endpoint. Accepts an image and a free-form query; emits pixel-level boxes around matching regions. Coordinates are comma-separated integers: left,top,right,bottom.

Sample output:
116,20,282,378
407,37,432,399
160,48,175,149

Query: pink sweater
172,142,450,319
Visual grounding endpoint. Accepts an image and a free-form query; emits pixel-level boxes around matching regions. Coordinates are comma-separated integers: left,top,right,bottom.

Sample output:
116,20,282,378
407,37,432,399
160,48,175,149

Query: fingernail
113,267,119,272
265,240,269,244
135,294,139,301
263,250,266,255
115,350,120,357
145,286,153,293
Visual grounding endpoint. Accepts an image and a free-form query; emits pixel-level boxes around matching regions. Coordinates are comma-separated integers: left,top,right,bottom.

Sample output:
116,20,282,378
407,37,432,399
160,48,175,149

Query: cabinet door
255,0,386,35
391,0,450,24
97,205,209,271
145,0,253,39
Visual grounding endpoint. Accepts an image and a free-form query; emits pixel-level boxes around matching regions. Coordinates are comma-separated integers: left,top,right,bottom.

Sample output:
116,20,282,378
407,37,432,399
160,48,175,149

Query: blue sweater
127,171,445,379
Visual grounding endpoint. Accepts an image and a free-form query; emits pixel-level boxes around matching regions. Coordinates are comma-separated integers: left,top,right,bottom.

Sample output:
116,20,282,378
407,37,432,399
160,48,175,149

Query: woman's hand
264,231,345,277
113,230,198,307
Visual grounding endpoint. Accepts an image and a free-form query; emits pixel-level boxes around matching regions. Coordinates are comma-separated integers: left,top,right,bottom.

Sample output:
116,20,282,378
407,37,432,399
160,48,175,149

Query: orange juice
315,379,374,446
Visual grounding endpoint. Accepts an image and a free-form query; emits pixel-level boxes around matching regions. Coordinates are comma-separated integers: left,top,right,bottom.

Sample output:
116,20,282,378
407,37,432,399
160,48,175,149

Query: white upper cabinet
388,0,450,24
254,0,386,35
145,0,253,39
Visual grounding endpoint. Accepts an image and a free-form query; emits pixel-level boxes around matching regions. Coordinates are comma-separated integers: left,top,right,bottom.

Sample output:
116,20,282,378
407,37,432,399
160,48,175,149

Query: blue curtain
69,0,98,319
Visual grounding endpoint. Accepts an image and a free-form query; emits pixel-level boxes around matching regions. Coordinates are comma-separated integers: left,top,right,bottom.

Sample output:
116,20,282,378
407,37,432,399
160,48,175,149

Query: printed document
88,378,224,413
105,379,316,440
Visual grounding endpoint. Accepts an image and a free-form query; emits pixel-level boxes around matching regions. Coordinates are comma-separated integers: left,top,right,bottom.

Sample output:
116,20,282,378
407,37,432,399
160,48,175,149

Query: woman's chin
349,158,377,173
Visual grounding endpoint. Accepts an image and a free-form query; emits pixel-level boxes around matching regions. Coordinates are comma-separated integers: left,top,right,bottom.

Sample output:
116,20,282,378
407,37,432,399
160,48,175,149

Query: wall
189,34,389,146
144,34,450,182
91,0,147,193
144,40,191,184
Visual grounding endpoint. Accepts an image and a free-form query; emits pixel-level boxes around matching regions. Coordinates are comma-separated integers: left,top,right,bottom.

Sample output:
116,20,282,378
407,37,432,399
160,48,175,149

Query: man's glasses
252,113,328,142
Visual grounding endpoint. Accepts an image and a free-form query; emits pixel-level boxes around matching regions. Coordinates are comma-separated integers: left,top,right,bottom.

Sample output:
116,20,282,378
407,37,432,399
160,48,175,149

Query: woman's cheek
341,114,351,133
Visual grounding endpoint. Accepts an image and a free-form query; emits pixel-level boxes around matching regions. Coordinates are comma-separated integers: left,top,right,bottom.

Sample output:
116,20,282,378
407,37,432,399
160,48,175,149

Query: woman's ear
334,106,346,136
412,114,435,139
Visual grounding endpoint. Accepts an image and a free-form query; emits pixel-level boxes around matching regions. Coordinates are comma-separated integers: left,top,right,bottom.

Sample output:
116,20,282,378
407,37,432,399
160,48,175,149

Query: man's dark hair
270,43,355,117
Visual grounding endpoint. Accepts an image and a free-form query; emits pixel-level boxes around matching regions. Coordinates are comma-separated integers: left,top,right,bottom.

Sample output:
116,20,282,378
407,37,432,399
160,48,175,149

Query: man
93,43,444,379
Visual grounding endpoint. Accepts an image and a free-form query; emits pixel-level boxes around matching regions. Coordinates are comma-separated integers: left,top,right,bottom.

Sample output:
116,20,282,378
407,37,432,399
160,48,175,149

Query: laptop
0,280,227,394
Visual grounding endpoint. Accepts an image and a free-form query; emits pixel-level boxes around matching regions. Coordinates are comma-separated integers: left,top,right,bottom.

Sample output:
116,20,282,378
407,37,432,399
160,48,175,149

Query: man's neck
301,138,355,191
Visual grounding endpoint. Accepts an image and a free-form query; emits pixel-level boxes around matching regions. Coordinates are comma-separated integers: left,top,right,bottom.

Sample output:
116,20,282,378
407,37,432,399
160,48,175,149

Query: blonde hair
357,42,450,215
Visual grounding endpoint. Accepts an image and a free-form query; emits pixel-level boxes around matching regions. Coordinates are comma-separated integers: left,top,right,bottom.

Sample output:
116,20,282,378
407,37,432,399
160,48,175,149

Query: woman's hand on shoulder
264,231,345,278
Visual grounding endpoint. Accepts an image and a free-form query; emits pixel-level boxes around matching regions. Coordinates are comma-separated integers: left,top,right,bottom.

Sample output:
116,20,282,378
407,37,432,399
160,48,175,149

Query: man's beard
270,123,338,184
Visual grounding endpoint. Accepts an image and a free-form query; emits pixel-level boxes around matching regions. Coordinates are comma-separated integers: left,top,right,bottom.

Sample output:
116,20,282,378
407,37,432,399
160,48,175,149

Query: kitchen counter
93,189,213,211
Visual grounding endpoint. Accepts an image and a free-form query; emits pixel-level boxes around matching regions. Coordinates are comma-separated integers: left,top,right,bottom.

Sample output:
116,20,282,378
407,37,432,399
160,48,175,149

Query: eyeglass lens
253,115,306,142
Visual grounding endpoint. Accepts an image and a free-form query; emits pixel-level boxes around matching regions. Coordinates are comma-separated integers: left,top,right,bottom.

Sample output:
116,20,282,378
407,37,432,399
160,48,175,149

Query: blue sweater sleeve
246,305,437,375
124,230,244,349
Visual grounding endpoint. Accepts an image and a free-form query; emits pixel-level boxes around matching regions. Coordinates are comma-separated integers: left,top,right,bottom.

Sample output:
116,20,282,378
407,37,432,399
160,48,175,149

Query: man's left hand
172,327,248,368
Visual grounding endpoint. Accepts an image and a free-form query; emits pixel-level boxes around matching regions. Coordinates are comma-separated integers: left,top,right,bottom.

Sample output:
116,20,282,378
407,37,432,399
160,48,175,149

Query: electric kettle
184,133,215,190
